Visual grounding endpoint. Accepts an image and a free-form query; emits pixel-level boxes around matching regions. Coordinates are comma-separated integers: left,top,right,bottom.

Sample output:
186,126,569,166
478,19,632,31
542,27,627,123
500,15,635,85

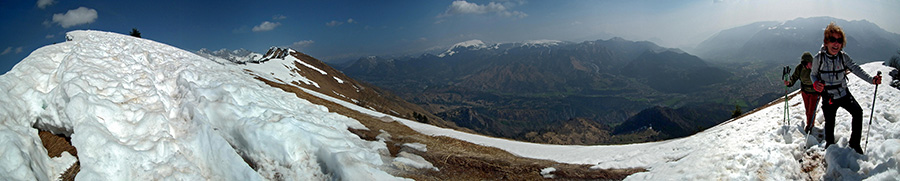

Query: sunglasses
826,36,843,44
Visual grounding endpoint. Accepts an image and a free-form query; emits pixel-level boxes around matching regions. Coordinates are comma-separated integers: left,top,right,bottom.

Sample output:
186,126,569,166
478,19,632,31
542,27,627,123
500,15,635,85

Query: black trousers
822,93,864,149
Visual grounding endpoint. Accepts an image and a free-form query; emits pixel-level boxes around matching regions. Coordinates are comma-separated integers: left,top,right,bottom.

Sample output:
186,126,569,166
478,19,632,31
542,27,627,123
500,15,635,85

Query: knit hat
801,51,813,63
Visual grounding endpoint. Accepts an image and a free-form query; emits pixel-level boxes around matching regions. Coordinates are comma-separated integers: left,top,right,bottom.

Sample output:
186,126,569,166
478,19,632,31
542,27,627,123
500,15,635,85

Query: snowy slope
0,30,401,180
318,61,899,180
3,30,896,180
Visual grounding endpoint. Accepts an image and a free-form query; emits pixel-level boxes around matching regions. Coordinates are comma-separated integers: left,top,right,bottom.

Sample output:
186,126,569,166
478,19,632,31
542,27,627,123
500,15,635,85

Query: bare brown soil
257,77,646,180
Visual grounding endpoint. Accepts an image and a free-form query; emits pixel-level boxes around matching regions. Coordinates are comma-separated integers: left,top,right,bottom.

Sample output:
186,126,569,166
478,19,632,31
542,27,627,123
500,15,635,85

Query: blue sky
2,0,899,73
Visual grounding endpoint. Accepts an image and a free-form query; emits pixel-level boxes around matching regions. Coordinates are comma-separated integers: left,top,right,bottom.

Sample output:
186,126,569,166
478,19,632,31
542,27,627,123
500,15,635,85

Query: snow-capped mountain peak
452,39,486,48
260,46,290,60
196,46,295,65
196,48,263,64
520,39,563,47
438,39,492,57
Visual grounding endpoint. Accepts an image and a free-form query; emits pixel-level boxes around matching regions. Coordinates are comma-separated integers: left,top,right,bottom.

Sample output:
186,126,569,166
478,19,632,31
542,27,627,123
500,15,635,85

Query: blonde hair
824,22,846,45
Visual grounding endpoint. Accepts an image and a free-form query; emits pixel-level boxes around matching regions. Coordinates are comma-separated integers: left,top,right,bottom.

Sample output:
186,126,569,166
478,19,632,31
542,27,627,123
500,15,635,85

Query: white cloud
498,11,527,18
327,18,357,27
46,34,55,39
1,47,23,55
52,7,98,28
273,15,287,20
291,40,315,49
252,21,281,32
37,0,56,9
1,47,11,55
439,0,527,18
326,20,343,27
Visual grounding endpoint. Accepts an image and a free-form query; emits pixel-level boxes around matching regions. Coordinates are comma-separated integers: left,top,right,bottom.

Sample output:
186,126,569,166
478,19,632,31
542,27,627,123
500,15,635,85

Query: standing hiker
810,22,882,154
785,52,819,134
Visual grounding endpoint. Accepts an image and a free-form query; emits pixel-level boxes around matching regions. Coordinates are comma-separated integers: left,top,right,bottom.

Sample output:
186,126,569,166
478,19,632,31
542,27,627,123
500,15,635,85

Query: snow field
326,60,898,180
0,30,403,180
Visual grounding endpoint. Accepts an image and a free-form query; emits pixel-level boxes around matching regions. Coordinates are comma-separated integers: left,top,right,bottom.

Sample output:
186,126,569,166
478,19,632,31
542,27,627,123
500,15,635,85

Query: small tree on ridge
129,28,141,38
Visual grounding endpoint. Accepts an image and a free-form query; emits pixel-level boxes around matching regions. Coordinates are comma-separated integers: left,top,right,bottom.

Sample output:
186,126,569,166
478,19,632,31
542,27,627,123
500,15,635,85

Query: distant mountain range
693,16,900,63
339,38,736,144
195,16,899,145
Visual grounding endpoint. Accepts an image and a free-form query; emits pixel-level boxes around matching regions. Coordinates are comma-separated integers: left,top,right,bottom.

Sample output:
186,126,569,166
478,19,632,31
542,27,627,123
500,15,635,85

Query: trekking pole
864,71,882,153
783,66,791,135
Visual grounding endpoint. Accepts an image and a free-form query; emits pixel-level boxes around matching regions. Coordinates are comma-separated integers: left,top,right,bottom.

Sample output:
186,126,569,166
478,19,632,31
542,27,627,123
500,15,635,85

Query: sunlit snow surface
431,64,896,180
2,30,898,180
0,30,400,180
322,60,899,180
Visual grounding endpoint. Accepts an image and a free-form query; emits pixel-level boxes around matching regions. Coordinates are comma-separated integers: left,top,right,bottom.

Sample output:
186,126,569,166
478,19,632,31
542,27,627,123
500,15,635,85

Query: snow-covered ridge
438,39,565,57
452,39,487,49
260,46,290,60
438,39,495,57
197,47,296,65
196,48,264,64
520,39,563,47
0,30,401,180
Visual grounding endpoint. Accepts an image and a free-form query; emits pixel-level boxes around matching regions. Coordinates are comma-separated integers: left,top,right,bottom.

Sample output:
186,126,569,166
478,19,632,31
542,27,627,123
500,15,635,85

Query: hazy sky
2,0,899,73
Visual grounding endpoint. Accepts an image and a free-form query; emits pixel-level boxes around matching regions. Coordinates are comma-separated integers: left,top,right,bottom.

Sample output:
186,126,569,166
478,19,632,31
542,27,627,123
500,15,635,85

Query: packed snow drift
0,30,402,180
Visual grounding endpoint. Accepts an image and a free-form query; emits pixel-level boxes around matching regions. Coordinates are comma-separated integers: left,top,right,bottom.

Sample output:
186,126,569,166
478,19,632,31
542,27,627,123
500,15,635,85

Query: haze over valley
3,0,900,180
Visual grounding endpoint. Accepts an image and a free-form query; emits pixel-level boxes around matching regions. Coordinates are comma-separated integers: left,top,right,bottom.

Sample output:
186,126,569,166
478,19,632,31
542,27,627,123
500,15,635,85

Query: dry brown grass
257,77,646,180
38,131,79,180
717,91,801,126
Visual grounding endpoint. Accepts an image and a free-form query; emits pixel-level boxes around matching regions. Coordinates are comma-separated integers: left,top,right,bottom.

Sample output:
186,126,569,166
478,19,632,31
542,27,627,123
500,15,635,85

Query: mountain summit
196,48,264,64
438,39,496,57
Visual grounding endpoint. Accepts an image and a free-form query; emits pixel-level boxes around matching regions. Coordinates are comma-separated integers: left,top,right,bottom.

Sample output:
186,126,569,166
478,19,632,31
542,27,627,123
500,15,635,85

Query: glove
874,75,882,85
784,80,791,86
814,81,825,92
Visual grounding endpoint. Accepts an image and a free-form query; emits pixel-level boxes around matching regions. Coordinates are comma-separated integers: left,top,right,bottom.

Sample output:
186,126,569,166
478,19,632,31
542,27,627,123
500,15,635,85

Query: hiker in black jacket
810,22,883,154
